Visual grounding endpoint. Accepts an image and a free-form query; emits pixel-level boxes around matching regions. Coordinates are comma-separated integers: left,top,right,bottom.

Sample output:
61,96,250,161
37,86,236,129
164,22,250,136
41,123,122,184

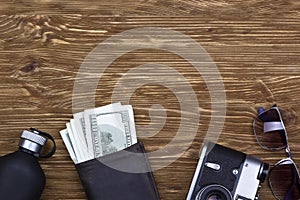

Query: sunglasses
253,105,300,200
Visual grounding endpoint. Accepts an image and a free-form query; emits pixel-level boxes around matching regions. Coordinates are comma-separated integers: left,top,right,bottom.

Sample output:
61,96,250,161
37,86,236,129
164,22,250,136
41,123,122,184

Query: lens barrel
196,185,232,200
258,162,270,183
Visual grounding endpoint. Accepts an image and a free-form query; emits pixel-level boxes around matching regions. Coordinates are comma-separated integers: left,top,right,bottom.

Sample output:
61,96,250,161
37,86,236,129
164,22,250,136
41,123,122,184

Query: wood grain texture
0,1,300,199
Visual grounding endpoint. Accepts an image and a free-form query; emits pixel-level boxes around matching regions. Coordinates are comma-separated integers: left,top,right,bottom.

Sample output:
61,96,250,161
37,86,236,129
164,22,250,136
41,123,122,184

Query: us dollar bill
84,105,137,158
60,103,137,164
66,122,88,163
70,118,91,159
73,112,87,148
83,102,122,157
60,129,78,164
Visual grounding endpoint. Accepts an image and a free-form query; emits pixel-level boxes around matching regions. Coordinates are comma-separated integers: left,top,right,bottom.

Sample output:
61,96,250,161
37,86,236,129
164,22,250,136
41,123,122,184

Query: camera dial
257,162,269,182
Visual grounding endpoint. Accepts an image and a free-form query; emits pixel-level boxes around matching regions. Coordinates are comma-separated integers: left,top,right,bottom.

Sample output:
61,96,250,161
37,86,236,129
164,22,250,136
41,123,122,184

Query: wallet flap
76,142,160,200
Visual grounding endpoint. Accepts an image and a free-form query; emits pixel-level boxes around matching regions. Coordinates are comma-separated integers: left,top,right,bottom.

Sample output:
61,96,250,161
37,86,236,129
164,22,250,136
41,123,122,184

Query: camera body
186,142,269,200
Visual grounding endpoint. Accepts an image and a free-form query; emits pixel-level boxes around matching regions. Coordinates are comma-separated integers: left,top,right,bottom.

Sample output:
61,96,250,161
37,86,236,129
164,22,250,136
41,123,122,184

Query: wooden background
0,1,300,199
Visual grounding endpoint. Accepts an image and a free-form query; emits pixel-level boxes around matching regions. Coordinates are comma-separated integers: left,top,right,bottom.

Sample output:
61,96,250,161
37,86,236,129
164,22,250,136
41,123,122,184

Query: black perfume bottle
0,128,56,200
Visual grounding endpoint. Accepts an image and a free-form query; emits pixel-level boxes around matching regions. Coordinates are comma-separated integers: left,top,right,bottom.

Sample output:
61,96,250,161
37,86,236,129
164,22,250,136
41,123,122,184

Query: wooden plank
0,0,299,17
0,2,299,199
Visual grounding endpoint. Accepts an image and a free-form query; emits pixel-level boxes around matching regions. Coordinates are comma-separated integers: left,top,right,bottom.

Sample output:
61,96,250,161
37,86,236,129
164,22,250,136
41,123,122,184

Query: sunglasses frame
253,105,300,200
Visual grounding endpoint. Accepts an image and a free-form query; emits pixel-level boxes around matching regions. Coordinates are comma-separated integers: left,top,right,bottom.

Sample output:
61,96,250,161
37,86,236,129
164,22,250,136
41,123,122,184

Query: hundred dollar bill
66,122,87,163
60,129,78,164
73,112,87,148
84,105,137,158
61,103,137,164
70,119,90,160
83,102,122,157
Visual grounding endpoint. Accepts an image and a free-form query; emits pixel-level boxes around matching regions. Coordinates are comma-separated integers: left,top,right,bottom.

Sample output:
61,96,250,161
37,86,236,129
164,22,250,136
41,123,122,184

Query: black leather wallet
75,142,160,200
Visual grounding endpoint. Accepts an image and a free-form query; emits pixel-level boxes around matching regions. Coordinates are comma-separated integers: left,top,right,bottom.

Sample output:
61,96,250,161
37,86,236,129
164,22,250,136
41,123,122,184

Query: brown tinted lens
254,109,287,149
269,164,300,199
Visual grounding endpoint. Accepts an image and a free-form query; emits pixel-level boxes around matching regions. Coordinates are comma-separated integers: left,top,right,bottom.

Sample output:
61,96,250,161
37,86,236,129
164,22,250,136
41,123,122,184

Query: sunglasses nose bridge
285,147,293,158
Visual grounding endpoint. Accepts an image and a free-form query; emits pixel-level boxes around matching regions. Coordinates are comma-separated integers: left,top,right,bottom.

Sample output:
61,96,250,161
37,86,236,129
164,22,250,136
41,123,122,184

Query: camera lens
207,194,222,200
196,185,232,200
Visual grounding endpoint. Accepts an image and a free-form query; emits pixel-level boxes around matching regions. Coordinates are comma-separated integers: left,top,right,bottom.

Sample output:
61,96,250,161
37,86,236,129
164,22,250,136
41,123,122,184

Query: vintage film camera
186,142,269,200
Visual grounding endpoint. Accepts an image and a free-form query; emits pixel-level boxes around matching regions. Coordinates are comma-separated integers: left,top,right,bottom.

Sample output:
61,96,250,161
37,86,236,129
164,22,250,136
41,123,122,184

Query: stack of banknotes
60,103,137,164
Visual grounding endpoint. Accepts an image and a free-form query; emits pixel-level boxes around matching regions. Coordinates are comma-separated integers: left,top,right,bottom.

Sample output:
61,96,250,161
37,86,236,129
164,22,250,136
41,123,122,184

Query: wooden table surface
0,1,300,199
